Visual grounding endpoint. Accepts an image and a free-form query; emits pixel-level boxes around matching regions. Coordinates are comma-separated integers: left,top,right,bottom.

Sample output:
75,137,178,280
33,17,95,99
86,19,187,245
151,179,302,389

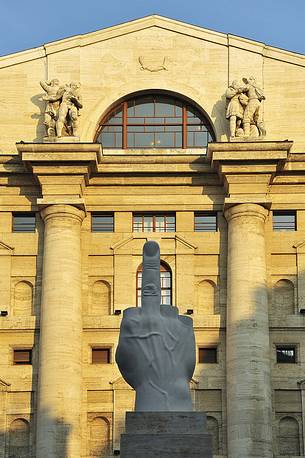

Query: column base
120,412,213,458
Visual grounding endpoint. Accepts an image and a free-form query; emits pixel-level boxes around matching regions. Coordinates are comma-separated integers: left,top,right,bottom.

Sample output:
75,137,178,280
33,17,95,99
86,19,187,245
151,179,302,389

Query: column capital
207,141,292,203
40,204,85,223
224,203,268,223
16,143,102,212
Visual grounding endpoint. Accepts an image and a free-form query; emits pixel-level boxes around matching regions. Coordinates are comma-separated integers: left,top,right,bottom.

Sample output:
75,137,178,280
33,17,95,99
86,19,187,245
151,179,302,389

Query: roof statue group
226,76,266,139
40,79,82,139
39,76,266,141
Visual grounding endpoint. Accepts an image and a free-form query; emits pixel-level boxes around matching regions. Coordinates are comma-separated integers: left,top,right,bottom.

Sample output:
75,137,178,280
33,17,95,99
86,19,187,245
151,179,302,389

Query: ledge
102,148,207,156
208,140,293,155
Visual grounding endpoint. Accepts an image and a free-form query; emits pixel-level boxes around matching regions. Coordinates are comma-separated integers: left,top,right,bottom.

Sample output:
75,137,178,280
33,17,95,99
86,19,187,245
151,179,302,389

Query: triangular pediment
110,375,199,391
1,15,304,69
175,235,198,251
298,379,305,389
111,235,197,253
294,239,305,252
190,378,199,389
0,241,14,255
110,376,133,390
0,378,11,391
111,235,148,252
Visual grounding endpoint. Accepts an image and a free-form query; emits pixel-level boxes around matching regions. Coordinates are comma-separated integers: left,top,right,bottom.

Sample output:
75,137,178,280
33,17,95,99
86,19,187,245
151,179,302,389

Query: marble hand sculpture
116,241,196,411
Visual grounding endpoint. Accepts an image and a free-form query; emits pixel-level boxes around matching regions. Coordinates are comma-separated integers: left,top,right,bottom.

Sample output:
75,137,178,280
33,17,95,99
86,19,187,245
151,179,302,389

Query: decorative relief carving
225,76,266,140
138,55,168,72
40,79,82,140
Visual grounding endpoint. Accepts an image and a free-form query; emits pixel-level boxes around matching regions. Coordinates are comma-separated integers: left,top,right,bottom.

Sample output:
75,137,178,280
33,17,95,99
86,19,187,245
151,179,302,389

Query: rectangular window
13,349,32,365
276,346,297,363
92,213,114,232
273,211,296,231
92,348,111,364
194,212,217,232
13,213,36,232
133,213,175,232
198,347,217,364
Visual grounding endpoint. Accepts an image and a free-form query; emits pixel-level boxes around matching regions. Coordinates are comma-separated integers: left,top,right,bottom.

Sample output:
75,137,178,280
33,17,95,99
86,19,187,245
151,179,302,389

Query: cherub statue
40,80,82,138
225,80,248,138
116,241,196,411
55,82,82,137
242,76,266,137
225,76,266,139
40,79,61,137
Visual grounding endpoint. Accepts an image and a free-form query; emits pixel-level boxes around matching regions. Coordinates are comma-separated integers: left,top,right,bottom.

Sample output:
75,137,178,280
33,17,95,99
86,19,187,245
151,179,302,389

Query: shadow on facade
0,215,71,457
211,94,228,140
194,265,305,457
3,199,305,457
0,409,70,457
30,93,45,142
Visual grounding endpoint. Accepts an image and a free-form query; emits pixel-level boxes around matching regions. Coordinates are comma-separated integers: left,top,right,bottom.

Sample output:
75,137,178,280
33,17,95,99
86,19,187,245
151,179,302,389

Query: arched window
207,416,220,455
136,262,172,307
13,281,33,316
279,416,300,456
197,280,217,315
96,93,214,149
272,279,295,316
8,418,30,457
90,280,111,315
89,416,110,456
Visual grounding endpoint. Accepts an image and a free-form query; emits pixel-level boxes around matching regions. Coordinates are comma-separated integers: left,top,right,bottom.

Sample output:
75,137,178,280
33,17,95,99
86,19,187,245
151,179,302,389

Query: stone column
36,205,85,458
298,381,305,455
224,203,272,458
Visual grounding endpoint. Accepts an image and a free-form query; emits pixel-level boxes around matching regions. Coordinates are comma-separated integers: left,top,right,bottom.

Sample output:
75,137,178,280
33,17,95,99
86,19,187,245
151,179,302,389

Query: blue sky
1,0,305,56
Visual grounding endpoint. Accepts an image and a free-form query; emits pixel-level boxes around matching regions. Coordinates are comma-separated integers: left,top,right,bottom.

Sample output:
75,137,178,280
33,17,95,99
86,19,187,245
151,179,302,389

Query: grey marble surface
116,241,196,412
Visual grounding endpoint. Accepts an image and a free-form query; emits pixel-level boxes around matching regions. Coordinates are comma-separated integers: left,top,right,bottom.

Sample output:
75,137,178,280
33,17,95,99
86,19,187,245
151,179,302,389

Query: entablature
0,140,303,211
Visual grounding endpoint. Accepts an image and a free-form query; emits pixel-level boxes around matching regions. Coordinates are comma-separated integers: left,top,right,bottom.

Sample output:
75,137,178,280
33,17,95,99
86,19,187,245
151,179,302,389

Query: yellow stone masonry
0,15,305,458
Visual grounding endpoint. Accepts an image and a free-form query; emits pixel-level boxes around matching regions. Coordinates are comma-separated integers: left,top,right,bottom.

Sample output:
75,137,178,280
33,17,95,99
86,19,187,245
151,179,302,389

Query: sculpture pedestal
43,136,80,143
120,412,213,458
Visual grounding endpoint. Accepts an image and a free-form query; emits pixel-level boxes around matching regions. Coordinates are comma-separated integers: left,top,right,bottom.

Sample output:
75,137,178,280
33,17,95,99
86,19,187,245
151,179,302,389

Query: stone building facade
0,15,305,458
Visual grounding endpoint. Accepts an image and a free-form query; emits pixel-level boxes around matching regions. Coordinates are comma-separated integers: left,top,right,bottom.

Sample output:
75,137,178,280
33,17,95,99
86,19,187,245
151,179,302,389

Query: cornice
207,141,293,206
0,15,304,69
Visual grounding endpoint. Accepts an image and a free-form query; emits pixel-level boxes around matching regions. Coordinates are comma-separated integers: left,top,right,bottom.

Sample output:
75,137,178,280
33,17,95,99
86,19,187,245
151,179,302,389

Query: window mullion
123,102,128,149
182,106,187,149
98,96,214,148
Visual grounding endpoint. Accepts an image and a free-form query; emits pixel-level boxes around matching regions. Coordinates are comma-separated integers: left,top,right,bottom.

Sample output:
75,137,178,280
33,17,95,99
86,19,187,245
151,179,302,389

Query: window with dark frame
133,213,175,232
194,212,217,232
276,346,297,363
13,213,36,232
13,349,32,365
92,348,111,364
198,347,218,364
91,213,114,232
273,211,296,231
96,94,214,149
137,263,172,307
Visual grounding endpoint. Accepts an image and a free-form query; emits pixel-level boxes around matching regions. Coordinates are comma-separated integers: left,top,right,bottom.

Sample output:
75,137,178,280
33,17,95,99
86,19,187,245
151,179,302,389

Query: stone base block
43,136,80,143
120,412,213,457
